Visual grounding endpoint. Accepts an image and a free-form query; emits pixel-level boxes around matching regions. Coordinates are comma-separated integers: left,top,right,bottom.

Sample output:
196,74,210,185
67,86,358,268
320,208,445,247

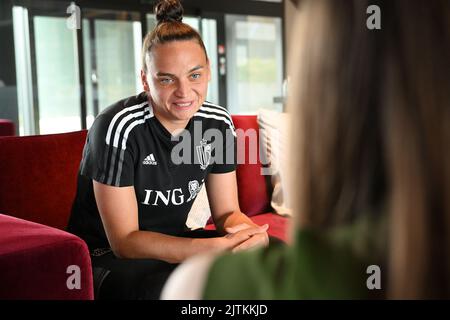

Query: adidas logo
143,153,157,165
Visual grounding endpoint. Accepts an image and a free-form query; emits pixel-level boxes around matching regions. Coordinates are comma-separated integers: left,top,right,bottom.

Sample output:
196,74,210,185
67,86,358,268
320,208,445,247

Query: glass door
225,14,284,114
14,5,142,133
31,12,82,134
82,10,142,128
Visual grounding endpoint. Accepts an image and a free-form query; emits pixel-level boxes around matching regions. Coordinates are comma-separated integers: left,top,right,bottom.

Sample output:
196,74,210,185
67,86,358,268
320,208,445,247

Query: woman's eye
160,78,173,84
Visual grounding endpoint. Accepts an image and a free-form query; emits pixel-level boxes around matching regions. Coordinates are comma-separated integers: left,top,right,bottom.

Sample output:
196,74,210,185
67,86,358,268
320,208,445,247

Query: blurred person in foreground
162,0,450,299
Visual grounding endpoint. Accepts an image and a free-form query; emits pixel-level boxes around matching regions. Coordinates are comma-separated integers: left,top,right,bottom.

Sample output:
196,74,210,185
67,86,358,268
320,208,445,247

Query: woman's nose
174,80,189,97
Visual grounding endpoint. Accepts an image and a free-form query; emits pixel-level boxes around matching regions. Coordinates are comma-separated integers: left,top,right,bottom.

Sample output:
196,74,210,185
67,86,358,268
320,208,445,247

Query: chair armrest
0,213,94,299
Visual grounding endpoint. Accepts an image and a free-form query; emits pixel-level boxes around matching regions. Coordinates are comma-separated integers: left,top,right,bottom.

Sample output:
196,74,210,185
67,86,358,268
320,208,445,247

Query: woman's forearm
114,230,223,263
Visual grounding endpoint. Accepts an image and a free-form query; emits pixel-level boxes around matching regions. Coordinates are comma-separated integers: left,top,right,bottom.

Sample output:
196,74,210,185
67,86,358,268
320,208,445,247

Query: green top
203,215,386,299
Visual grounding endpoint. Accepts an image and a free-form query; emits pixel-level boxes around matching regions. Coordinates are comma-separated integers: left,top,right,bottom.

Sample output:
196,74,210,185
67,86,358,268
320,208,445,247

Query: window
8,0,284,135
225,15,284,113
83,10,142,128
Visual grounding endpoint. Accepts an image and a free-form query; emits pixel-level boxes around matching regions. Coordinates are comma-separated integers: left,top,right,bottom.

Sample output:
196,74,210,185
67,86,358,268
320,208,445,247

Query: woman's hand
221,224,269,253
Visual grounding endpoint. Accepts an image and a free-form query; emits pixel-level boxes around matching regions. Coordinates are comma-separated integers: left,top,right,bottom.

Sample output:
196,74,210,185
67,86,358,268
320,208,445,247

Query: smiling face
141,40,210,133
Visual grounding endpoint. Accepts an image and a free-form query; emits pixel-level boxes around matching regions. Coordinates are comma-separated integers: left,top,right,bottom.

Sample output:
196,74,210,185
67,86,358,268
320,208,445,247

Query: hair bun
154,0,183,24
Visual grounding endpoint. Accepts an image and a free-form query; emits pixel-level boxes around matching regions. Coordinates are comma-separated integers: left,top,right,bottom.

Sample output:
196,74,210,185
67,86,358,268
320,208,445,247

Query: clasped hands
222,223,269,253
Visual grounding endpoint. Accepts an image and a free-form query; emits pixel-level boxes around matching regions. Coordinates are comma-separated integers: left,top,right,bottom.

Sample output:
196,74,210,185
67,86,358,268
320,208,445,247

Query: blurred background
0,0,300,136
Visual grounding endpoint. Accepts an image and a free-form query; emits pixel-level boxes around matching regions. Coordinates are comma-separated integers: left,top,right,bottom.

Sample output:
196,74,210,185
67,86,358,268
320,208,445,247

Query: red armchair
0,130,93,299
0,119,15,137
0,214,93,299
0,115,289,299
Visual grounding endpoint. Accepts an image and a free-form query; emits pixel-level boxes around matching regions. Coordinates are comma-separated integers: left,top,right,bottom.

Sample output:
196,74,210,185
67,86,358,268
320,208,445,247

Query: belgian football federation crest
196,139,211,170
187,180,202,202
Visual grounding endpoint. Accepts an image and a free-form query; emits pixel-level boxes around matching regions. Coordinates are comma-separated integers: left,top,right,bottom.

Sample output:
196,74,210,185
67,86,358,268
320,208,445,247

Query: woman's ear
141,70,150,91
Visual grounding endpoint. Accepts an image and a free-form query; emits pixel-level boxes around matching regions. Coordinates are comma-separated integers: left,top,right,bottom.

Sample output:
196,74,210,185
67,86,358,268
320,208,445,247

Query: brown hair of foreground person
288,0,450,299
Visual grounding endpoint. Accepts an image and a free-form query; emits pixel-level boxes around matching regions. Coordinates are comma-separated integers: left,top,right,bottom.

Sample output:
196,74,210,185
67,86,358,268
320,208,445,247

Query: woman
68,0,269,300
162,0,450,299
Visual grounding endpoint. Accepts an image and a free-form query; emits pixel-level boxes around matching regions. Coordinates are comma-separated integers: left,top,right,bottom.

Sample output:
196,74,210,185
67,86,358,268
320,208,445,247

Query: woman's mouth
173,101,193,108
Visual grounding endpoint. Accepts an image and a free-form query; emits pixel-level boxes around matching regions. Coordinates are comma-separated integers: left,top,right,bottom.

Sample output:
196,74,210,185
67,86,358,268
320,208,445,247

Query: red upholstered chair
0,214,93,299
0,130,87,229
0,130,93,299
0,119,15,136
